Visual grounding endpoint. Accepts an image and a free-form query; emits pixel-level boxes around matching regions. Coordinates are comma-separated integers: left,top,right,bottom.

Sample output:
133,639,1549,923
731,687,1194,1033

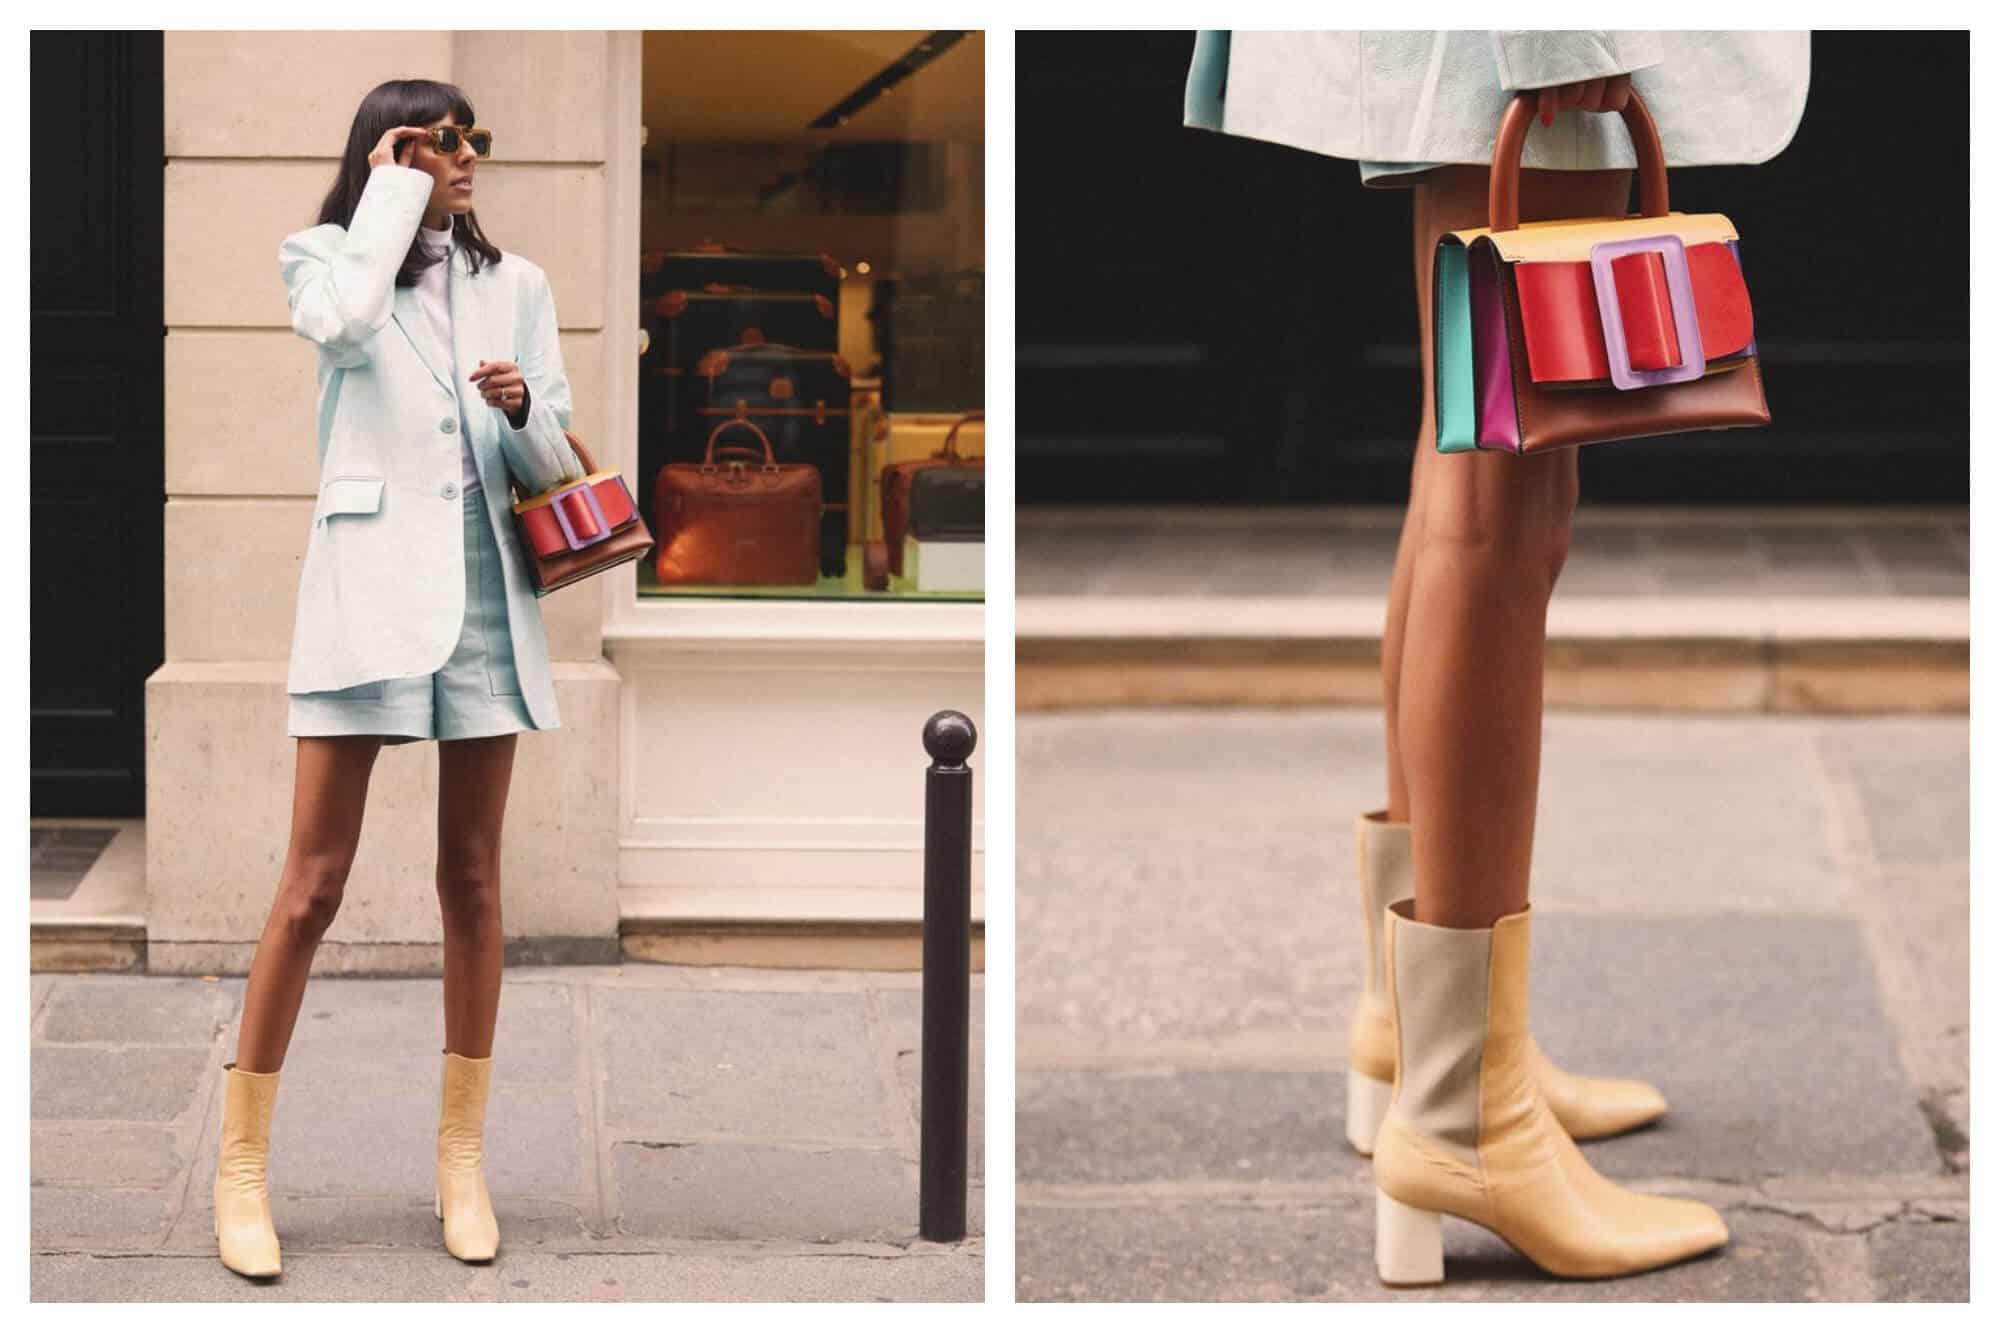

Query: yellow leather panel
1447,211,1740,263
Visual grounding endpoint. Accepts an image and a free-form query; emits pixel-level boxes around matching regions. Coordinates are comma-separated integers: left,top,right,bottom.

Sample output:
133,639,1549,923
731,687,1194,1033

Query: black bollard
919,708,976,1242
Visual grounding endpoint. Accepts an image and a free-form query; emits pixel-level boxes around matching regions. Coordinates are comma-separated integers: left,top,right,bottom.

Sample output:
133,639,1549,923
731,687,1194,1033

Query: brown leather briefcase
653,419,822,587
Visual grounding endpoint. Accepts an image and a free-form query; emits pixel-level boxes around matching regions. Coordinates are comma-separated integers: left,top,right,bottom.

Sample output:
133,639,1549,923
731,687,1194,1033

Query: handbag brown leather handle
1487,87,1670,233
509,430,597,501
560,430,597,476
939,409,985,460
703,417,777,466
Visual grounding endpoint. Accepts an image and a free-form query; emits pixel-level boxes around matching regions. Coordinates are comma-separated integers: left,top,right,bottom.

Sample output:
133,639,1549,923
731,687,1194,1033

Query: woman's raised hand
367,125,431,170
1532,74,1633,128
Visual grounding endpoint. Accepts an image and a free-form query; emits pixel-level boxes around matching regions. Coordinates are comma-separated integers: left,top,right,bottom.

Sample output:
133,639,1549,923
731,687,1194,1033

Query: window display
636,31,984,602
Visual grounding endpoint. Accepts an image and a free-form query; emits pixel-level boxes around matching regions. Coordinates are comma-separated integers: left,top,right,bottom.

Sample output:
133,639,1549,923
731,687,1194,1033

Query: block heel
1374,1187,1444,1286
1345,1068,1394,1155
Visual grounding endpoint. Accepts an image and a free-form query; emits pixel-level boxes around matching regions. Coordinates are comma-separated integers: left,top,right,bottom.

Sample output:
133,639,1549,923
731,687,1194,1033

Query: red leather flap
1515,241,1755,383
1609,251,1679,371
521,476,636,559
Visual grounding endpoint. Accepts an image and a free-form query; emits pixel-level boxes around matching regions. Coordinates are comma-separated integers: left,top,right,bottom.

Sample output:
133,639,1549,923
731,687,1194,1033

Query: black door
31,31,163,815
1018,31,1969,505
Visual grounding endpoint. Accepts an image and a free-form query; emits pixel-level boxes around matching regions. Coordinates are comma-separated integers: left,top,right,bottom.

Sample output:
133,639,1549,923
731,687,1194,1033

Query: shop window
636,31,984,602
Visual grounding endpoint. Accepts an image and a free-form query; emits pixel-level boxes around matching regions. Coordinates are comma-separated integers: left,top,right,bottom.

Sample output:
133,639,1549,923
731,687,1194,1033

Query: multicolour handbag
1433,88,1769,454
508,431,654,597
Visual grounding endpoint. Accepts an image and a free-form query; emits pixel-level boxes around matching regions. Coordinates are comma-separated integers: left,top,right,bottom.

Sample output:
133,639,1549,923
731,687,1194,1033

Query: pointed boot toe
1530,1035,1670,1140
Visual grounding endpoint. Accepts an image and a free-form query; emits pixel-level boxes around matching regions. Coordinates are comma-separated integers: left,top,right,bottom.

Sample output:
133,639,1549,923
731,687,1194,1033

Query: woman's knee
278,856,352,940
1418,452,1571,560
435,857,503,930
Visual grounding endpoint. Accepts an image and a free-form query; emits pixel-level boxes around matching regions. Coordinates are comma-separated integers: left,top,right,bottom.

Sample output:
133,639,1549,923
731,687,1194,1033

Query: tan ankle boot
214,1062,282,1277
435,1050,500,1261
1372,901,1727,1283
1346,809,1666,1153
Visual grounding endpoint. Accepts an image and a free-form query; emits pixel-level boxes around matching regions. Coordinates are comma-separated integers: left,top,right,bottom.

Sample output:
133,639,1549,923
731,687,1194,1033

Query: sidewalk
1017,507,1970,713
1015,707,1967,1300
31,965,983,1301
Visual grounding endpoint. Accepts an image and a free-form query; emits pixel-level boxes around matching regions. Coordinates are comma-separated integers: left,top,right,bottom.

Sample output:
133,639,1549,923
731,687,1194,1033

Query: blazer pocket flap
315,474,385,524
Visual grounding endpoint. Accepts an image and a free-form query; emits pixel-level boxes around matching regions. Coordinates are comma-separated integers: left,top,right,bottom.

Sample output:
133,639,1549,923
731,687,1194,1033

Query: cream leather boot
1372,901,1727,1284
434,1050,500,1261
214,1062,282,1278
1345,809,1667,1153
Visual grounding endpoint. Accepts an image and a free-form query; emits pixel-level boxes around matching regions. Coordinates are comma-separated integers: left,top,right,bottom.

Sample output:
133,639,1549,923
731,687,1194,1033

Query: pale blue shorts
287,490,541,747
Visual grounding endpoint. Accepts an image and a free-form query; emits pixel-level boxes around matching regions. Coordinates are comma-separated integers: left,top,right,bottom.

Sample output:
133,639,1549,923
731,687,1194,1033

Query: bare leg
1389,164,1631,928
234,736,385,1073
435,734,516,1058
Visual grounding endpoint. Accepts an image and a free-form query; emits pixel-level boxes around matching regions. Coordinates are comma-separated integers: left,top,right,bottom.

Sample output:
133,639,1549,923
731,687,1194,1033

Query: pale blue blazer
1186,31,1810,185
278,160,586,730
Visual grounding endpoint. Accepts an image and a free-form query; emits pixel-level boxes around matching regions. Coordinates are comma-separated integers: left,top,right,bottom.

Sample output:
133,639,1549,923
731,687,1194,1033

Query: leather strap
1488,88,1669,234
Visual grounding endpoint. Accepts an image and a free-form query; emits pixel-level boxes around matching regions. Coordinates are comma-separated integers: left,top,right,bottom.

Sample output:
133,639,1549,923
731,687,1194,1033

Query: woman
213,78,586,1279
1185,32,1808,1284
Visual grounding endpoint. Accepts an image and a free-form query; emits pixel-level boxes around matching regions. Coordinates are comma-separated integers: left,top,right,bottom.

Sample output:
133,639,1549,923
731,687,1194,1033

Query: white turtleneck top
416,220,483,495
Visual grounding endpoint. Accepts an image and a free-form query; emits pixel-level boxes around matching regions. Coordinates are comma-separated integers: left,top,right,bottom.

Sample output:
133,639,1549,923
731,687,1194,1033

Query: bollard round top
923,710,977,764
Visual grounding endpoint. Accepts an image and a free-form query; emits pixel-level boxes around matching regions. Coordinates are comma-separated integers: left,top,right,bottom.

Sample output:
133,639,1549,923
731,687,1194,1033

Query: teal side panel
1434,242,1477,453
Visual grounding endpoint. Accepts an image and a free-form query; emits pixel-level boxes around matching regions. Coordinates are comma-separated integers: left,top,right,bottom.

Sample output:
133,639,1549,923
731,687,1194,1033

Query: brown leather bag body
879,410,984,576
653,420,822,586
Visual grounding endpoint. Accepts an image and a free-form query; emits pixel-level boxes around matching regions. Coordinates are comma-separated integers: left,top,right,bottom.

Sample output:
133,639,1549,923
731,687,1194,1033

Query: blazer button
440,417,458,433
441,482,459,500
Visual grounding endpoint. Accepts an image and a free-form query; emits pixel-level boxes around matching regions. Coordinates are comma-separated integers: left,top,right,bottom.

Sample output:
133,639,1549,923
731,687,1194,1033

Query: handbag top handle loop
704,416,777,466
1487,87,1670,234
559,430,597,477
509,430,595,502
940,409,985,460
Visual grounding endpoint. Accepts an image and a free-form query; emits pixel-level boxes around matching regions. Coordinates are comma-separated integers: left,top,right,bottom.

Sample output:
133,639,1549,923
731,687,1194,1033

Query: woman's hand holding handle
1532,74,1632,127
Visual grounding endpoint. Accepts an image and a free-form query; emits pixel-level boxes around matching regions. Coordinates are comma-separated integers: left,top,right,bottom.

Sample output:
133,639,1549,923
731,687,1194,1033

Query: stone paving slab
1868,1217,1972,1302
30,1248,984,1302
1016,1201,1823,1301
1815,718,1969,869
1019,1070,1361,1188
38,975,234,1045
612,1142,916,1243
600,989,897,1142
31,1046,211,1122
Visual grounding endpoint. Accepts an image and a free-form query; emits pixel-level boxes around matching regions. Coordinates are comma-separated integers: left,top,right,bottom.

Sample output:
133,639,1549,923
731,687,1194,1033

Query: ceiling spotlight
808,31,970,131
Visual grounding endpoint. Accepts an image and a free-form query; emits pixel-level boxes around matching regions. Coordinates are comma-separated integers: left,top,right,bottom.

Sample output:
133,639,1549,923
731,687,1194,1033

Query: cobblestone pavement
1017,707,1967,1301
31,966,983,1301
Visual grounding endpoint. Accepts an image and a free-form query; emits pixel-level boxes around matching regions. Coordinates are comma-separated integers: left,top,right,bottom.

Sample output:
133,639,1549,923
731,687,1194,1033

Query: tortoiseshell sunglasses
421,125,493,157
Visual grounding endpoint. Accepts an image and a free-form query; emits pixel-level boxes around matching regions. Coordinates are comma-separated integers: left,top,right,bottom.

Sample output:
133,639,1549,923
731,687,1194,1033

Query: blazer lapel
390,275,454,398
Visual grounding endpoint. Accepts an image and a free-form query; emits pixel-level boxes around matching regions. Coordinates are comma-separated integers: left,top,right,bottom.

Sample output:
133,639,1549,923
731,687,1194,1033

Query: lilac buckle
549,478,612,551
1588,234,1706,391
